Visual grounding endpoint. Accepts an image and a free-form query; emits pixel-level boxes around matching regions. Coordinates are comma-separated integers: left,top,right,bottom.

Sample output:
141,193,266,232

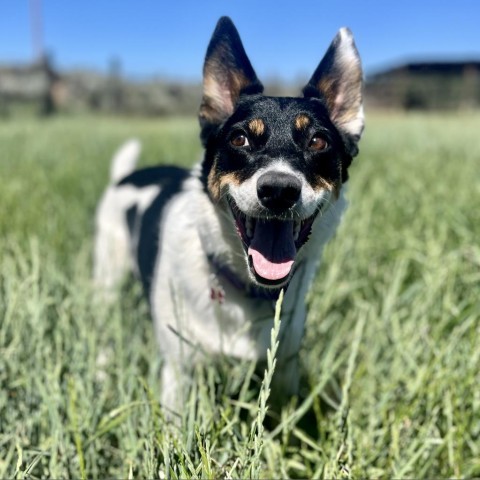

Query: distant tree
39,53,56,116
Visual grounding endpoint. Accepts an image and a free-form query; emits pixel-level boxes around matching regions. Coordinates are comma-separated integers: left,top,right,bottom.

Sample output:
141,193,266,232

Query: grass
0,111,479,478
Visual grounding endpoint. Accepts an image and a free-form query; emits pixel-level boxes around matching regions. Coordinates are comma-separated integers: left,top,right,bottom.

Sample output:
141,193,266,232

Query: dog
94,16,364,415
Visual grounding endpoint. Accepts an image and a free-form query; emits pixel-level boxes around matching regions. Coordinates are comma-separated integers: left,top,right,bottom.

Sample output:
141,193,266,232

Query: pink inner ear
329,78,364,138
319,70,364,139
204,72,235,118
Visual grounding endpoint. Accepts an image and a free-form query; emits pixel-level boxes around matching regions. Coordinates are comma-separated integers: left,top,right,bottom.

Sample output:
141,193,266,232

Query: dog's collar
207,255,282,302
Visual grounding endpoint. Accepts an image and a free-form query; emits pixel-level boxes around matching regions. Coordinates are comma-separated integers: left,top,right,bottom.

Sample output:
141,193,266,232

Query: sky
0,1,479,82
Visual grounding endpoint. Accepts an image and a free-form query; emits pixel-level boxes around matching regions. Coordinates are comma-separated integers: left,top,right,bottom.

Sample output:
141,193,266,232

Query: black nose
257,171,302,211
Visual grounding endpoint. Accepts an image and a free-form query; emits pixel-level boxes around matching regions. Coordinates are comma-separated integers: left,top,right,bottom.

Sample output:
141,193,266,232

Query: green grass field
1,112,479,479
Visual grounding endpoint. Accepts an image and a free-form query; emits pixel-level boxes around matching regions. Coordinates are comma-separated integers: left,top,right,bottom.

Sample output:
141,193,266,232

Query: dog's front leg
156,324,198,420
269,312,304,406
160,358,191,419
271,354,301,403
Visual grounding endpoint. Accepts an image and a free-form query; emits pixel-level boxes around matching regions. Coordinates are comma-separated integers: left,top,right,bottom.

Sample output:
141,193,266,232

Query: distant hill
0,58,204,117
2,58,480,116
365,61,480,110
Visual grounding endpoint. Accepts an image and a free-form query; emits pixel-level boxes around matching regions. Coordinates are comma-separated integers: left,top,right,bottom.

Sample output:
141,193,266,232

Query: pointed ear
303,28,364,144
199,17,263,140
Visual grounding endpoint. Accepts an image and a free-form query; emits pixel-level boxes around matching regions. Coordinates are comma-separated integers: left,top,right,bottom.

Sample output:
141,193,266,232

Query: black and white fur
94,17,364,415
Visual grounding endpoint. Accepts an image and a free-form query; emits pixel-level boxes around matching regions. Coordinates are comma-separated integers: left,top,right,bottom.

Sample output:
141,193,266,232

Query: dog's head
199,17,364,289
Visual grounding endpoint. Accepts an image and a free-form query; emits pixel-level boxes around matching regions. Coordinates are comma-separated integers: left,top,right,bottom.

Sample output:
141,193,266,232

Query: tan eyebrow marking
248,118,265,136
295,114,311,130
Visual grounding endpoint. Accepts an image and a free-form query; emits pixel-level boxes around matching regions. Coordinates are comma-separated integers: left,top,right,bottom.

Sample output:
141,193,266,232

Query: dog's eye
231,133,250,148
308,135,328,151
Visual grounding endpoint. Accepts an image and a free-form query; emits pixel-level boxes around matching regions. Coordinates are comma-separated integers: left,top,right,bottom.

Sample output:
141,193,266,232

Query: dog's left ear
303,28,364,148
199,17,264,144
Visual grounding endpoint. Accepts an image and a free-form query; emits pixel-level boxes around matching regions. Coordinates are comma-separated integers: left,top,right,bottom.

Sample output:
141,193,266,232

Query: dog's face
199,17,364,289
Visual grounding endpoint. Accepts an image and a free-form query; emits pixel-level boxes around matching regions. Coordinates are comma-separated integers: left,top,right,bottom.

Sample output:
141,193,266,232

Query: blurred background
0,0,479,117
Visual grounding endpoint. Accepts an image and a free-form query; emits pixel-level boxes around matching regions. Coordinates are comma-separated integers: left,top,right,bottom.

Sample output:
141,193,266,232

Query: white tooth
246,216,253,238
293,221,300,241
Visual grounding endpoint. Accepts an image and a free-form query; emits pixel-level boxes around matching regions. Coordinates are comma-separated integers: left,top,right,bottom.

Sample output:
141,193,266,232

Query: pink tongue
247,219,296,281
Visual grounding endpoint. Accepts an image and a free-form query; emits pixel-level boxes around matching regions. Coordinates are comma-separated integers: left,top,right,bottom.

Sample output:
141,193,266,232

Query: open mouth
228,199,319,287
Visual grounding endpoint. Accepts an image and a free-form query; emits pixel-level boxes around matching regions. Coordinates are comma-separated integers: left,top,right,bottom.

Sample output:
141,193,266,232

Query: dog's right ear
199,17,264,144
303,28,364,147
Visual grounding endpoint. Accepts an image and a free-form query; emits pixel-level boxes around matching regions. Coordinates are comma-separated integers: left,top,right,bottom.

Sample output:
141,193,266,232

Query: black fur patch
121,166,189,294
117,166,185,188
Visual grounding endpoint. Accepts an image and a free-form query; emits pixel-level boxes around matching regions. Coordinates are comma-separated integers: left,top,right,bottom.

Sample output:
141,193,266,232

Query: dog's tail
109,139,141,184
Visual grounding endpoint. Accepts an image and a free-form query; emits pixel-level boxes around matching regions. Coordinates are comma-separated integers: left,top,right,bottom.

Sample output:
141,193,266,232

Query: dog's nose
257,171,302,211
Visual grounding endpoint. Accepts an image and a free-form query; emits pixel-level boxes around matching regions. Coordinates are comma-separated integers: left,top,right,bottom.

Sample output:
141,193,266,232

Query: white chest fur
149,175,347,365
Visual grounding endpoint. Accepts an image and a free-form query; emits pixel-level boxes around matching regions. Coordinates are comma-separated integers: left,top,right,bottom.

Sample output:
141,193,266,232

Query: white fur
94,146,346,415
150,174,346,411
94,140,159,297
228,160,332,220
110,138,142,183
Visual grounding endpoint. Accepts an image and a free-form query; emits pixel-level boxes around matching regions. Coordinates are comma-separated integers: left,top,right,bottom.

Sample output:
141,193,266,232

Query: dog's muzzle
228,172,319,288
